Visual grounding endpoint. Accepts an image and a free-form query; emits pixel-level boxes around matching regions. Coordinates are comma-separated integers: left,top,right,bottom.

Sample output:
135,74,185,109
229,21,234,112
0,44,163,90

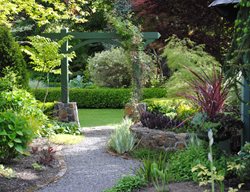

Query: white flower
208,129,214,146
208,152,212,162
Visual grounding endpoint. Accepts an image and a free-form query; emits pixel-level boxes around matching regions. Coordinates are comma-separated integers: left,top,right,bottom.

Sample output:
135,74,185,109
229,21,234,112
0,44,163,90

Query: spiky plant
108,118,137,154
185,67,229,119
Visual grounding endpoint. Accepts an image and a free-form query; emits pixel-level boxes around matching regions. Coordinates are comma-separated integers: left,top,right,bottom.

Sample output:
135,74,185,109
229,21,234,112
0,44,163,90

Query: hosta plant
108,118,137,154
0,111,35,162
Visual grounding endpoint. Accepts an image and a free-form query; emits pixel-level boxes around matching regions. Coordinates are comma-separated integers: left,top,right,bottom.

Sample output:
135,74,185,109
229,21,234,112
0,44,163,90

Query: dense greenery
0,25,28,87
88,47,131,88
104,175,146,192
0,111,35,162
225,0,250,87
162,36,220,97
32,88,168,108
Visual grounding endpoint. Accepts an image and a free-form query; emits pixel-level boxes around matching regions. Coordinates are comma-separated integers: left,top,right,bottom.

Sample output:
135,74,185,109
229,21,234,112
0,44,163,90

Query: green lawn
78,108,124,127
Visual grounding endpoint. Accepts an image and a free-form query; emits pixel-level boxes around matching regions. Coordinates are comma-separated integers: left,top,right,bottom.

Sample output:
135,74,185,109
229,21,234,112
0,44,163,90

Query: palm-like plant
185,67,229,119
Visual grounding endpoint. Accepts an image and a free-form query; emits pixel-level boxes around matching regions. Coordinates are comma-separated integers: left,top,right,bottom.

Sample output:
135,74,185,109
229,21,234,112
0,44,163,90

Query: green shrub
0,25,28,87
37,102,56,117
41,120,81,137
0,89,47,126
104,175,147,192
162,36,220,97
88,47,155,88
143,98,197,120
167,142,227,182
0,111,36,162
88,47,131,88
108,118,136,154
32,88,167,108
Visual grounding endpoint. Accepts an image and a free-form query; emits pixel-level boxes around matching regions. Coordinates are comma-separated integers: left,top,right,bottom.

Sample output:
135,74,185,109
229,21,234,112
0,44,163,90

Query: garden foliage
108,118,136,154
88,47,154,88
32,88,167,108
185,67,229,119
0,25,28,87
143,98,197,120
88,47,131,88
162,36,220,97
0,111,35,162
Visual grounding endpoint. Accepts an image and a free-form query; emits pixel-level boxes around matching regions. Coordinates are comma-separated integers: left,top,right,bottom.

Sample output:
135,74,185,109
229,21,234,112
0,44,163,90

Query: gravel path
38,126,141,192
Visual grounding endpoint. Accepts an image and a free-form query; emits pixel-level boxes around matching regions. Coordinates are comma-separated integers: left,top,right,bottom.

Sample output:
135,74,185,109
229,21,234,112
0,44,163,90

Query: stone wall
130,124,189,151
54,102,80,127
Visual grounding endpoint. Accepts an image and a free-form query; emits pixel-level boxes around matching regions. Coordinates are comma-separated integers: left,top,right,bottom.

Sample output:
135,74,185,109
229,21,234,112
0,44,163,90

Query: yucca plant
185,67,229,119
108,118,137,154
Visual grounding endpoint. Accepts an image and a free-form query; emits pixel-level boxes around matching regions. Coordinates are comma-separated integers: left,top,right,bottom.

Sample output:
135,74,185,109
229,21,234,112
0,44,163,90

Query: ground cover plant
49,134,84,145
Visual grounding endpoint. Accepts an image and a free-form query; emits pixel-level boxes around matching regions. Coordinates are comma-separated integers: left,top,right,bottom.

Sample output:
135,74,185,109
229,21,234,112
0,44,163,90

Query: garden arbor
45,29,160,123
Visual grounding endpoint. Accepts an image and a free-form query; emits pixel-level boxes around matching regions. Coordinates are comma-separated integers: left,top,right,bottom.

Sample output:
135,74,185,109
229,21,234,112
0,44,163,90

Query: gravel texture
37,126,141,192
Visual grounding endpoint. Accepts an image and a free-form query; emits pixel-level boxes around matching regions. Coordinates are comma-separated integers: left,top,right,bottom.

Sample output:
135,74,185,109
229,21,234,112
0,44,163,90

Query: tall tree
131,0,233,60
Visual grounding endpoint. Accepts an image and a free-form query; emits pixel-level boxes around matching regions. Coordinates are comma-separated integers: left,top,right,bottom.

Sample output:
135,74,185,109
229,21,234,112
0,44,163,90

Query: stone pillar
54,102,80,127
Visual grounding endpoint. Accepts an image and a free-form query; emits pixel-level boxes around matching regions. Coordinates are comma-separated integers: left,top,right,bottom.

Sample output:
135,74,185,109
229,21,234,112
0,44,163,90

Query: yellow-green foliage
143,98,197,120
49,134,84,145
162,36,220,97
0,164,16,179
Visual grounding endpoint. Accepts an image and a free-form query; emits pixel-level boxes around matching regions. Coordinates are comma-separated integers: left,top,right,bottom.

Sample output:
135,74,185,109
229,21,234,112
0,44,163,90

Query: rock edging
130,124,189,151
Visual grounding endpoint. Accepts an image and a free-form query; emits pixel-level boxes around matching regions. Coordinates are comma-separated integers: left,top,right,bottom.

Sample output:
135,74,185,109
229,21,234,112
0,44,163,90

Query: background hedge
32,88,167,108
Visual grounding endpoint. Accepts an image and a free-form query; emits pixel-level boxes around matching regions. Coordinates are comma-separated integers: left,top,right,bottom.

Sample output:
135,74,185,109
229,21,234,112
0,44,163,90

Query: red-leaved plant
185,67,229,119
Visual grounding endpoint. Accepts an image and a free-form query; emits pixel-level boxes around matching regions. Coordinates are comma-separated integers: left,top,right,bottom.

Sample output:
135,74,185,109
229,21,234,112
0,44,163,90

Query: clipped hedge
32,88,167,108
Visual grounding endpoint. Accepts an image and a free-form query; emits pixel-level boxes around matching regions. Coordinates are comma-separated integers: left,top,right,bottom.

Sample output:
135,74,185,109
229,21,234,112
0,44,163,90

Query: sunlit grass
49,134,84,145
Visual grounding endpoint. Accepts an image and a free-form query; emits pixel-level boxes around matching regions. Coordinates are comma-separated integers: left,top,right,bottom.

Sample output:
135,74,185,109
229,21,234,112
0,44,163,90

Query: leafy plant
53,121,81,135
0,164,16,179
69,75,84,88
38,146,56,166
0,25,28,87
192,130,244,192
192,130,225,192
108,118,137,154
23,35,75,102
185,66,229,119
191,112,243,141
0,88,48,136
88,47,131,88
32,163,45,171
130,147,167,161
0,111,35,162
137,153,168,182
162,36,220,97
103,175,147,192
140,111,181,130
143,98,197,120
227,142,250,182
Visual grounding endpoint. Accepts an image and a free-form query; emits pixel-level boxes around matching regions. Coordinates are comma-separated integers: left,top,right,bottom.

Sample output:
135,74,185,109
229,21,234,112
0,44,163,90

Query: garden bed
0,138,66,192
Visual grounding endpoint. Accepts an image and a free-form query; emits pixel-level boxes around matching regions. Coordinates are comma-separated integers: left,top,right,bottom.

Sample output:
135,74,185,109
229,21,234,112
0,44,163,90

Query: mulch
0,138,66,192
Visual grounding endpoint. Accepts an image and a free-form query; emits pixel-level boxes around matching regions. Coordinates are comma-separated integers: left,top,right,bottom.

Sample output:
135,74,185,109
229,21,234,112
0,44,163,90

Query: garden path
37,126,141,192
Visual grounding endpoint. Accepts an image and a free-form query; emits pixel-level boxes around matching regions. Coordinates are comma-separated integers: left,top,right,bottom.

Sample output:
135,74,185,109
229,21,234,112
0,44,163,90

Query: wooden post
61,28,69,103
